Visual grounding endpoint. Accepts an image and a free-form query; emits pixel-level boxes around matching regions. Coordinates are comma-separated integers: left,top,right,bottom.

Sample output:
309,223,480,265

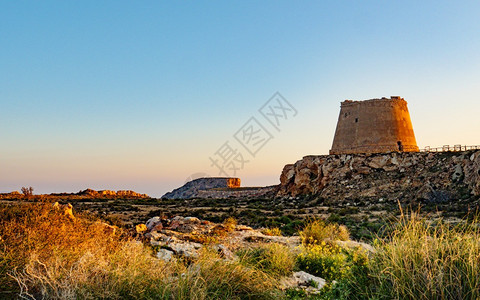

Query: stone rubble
139,215,374,294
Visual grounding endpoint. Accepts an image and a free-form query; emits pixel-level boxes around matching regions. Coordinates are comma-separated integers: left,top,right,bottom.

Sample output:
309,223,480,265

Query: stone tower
330,96,419,155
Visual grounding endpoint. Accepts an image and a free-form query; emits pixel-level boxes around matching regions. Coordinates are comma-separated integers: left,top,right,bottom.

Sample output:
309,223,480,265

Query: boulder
156,249,174,262
168,241,202,259
146,216,162,231
294,271,326,288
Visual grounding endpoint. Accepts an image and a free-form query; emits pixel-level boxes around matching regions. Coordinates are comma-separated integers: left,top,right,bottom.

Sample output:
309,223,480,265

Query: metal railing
420,145,480,152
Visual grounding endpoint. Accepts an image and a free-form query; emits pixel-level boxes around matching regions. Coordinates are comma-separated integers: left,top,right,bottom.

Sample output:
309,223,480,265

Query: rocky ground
135,214,373,294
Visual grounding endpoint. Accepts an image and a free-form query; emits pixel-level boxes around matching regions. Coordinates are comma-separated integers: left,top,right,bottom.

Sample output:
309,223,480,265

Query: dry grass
299,219,349,246
0,202,280,299
222,217,237,232
368,212,480,299
0,202,169,298
177,249,279,299
329,211,480,299
262,227,282,236
238,243,296,277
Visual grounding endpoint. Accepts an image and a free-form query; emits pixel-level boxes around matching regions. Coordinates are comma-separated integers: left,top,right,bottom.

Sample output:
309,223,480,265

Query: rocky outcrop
77,189,149,198
0,189,149,200
277,150,480,203
140,215,300,261
162,177,241,199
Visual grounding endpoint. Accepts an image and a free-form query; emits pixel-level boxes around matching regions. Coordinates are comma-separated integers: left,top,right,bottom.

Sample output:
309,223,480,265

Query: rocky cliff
77,189,149,198
277,150,480,204
0,189,149,200
162,177,241,199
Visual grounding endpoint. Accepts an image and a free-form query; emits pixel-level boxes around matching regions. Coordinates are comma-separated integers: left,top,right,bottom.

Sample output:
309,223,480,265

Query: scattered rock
156,249,174,262
146,217,162,231
335,240,375,253
235,225,253,231
279,271,326,293
452,164,463,181
213,244,236,260
168,241,202,259
294,271,326,286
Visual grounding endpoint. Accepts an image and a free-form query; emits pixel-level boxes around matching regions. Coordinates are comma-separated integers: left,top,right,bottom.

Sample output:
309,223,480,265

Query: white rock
146,216,162,230
169,242,202,259
452,164,463,181
156,249,174,262
293,271,326,289
335,240,376,253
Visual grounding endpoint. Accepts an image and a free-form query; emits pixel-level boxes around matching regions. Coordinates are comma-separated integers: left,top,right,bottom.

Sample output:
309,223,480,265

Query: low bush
296,242,349,281
179,249,279,299
296,242,369,285
369,213,480,299
328,212,480,300
262,227,282,236
222,217,237,232
238,243,296,277
299,219,349,245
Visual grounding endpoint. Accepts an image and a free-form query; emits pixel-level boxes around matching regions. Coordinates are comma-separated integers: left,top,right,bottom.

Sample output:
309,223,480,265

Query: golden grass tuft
222,217,237,232
176,249,279,299
368,212,480,299
299,219,349,246
238,243,296,277
262,227,282,236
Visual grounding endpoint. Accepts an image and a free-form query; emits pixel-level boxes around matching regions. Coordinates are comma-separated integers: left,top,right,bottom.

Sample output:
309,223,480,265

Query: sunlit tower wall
330,96,419,155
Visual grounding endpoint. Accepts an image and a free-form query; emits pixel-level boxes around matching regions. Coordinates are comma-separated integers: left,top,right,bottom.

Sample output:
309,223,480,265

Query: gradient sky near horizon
1,1,480,197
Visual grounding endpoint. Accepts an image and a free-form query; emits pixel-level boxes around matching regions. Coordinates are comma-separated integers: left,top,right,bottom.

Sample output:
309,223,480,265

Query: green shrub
296,242,350,282
238,243,295,277
329,212,480,300
171,249,279,300
369,213,480,299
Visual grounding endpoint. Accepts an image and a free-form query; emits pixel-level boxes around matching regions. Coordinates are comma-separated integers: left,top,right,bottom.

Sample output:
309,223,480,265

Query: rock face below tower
330,96,419,155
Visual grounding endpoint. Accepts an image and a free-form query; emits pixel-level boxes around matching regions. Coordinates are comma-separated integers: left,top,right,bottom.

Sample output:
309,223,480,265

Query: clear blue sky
1,1,480,197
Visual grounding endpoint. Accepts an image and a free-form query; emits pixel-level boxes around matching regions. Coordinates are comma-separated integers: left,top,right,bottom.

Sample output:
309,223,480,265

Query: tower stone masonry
330,96,419,155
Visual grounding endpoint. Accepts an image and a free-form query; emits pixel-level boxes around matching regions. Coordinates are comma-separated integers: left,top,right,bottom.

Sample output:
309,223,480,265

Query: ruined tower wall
329,97,419,155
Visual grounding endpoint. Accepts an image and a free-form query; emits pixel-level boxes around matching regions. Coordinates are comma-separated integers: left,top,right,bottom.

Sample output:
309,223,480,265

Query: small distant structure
330,96,419,155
